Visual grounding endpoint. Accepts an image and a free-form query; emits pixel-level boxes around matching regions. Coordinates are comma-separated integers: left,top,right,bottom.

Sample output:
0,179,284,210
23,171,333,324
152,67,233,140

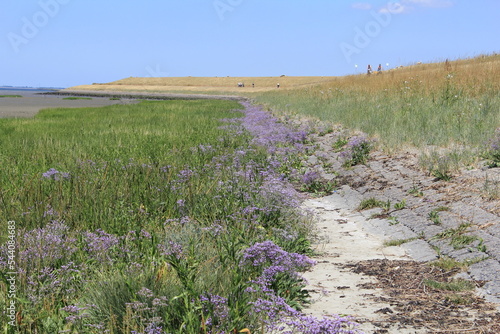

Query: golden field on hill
311,54,500,97
68,76,337,93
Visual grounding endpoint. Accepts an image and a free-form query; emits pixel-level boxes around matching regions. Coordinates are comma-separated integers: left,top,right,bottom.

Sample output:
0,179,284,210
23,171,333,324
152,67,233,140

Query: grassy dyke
68,76,335,94
255,55,500,155
0,100,357,333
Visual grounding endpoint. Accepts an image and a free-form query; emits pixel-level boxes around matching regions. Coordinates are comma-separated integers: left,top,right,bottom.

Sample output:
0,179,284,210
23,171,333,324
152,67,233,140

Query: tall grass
1,100,248,232
0,100,358,333
255,54,500,154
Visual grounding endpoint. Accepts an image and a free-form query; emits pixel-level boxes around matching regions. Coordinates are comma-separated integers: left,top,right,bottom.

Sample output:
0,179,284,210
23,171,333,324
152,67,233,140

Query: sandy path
302,197,428,334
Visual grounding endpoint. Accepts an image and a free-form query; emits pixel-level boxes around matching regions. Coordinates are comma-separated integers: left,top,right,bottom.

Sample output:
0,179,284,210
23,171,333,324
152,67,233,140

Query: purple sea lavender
236,101,311,156
17,220,77,269
300,170,320,186
250,293,361,334
241,240,315,275
137,287,155,298
485,127,500,166
200,293,230,332
259,174,303,209
340,136,372,167
83,229,119,263
158,241,184,260
61,304,93,323
42,168,70,180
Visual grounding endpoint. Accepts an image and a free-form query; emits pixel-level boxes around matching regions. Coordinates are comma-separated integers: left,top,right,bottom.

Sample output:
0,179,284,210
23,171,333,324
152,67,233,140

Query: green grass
429,256,488,271
0,95,22,98
431,223,482,250
429,256,468,271
428,210,442,225
0,100,248,232
383,236,418,247
423,278,475,292
358,197,390,211
0,100,318,333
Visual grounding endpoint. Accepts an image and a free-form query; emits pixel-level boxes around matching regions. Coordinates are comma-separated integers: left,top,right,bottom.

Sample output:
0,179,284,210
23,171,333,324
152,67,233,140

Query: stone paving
303,131,500,307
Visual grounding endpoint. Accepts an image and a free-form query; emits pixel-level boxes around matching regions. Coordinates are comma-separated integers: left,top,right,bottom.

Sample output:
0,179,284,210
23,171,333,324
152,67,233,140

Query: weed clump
484,128,500,168
340,136,373,167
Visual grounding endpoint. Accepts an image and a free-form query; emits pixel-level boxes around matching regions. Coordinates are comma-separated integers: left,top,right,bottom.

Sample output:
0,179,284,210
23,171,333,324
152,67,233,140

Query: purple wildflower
15,220,77,269
42,168,70,180
158,241,184,260
301,170,320,186
83,229,119,263
485,128,500,166
137,287,155,298
241,240,315,275
61,304,92,323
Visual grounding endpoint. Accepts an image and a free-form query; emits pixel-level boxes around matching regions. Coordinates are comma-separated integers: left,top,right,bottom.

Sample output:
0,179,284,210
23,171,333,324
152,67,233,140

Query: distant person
252,83,254,88
367,64,372,75
277,83,280,88
377,64,382,74
445,58,452,72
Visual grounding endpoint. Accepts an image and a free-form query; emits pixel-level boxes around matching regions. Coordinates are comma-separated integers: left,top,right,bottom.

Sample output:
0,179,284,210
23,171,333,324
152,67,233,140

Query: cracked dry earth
300,131,500,334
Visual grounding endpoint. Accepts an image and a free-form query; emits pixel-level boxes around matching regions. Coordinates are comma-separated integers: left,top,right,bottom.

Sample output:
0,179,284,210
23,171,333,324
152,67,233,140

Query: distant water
0,86,61,97
0,86,62,91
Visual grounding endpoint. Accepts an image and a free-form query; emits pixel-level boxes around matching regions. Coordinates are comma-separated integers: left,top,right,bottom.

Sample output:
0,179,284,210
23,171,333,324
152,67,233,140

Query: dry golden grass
254,54,500,151
291,54,500,99
68,76,338,94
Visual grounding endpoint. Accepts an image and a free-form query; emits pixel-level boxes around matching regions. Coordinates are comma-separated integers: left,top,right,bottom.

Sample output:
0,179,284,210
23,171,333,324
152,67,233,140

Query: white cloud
352,3,372,10
406,0,453,7
378,0,453,14
379,2,411,14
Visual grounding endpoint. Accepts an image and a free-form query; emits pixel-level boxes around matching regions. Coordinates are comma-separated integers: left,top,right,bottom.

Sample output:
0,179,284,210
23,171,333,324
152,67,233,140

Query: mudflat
0,89,137,118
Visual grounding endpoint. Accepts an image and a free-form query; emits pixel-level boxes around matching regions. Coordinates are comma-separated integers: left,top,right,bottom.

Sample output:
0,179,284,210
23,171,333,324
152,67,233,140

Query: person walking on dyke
377,64,382,74
367,64,372,75
277,83,280,88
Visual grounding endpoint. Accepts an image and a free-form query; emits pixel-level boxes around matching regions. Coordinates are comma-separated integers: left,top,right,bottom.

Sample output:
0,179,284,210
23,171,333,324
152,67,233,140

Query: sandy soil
302,197,427,333
302,196,500,333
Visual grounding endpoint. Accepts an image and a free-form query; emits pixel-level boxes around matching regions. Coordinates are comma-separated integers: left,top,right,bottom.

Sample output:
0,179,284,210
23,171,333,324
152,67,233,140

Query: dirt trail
302,197,425,333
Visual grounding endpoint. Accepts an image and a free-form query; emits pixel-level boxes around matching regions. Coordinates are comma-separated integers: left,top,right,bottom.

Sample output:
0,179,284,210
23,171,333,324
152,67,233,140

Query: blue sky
1,0,499,88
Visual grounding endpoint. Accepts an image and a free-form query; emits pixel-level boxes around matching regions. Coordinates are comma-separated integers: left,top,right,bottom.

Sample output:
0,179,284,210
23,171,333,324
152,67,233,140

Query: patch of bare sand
302,197,424,334
302,197,500,334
